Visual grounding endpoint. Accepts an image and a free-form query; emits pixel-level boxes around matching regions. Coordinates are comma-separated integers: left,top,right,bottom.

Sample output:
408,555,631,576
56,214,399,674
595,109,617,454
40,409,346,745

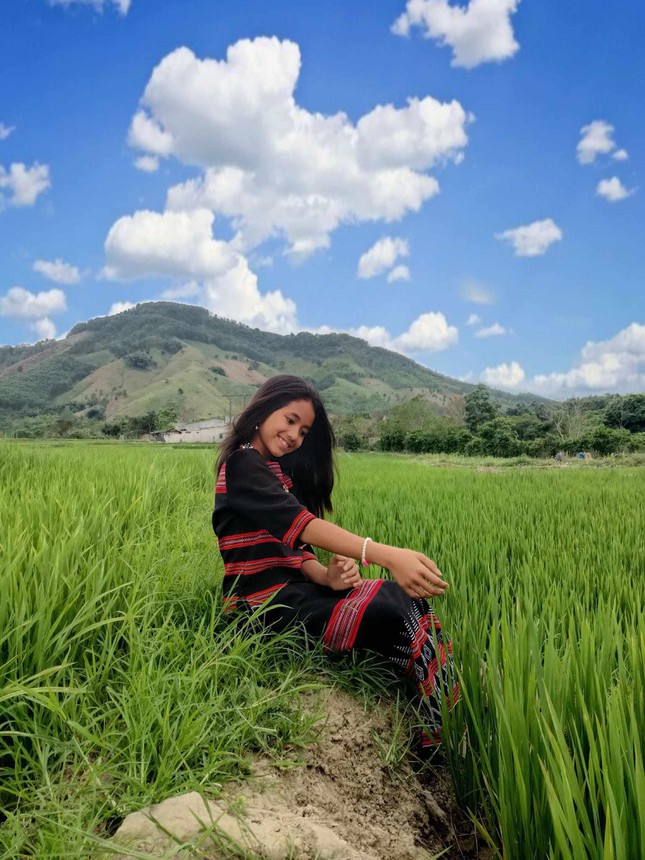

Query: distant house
152,417,229,444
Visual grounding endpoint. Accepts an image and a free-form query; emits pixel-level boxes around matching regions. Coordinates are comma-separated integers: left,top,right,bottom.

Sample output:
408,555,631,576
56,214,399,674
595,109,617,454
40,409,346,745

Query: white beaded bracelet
360,537,372,567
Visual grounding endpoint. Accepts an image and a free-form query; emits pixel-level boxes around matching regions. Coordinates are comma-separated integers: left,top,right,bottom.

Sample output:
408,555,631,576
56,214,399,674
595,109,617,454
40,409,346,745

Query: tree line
2,409,179,440
3,379,644,460
334,387,645,458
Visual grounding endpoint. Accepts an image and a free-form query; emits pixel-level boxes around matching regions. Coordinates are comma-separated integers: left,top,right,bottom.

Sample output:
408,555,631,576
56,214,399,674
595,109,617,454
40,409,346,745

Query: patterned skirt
242,578,460,749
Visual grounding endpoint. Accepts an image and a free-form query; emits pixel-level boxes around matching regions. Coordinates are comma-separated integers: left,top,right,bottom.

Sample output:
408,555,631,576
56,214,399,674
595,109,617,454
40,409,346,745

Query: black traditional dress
212,445,459,748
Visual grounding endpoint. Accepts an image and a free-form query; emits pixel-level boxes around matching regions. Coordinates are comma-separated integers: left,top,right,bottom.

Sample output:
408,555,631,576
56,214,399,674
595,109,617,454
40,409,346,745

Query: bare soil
111,687,489,859
235,687,486,859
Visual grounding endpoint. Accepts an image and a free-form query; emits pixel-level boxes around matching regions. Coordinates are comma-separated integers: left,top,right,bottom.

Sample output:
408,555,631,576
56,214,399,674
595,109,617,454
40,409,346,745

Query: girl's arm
300,518,448,600
301,555,362,590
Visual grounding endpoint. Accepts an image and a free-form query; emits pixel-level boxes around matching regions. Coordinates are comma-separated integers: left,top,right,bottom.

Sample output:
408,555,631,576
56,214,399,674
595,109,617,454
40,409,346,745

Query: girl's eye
286,417,294,424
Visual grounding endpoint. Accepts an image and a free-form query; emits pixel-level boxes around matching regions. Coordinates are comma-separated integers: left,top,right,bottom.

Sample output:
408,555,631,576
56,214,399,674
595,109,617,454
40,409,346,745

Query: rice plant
335,454,645,859
1,442,644,858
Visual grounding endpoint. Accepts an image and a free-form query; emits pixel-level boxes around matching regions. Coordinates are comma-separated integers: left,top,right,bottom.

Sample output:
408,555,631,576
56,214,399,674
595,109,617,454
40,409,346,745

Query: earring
255,424,259,430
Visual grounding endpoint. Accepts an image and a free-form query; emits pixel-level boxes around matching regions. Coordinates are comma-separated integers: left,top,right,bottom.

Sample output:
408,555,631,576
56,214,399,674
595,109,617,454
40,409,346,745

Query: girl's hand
385,548,448,599
327,555,362,591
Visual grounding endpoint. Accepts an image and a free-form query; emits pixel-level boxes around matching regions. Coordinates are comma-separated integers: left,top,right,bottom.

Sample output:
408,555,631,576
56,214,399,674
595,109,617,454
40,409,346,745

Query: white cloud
348,325,395,350
531,323,645,396
106,38,472,343
460,279,495,304
129,38,470,257
481,360,525,389
103,208,237,281
108,301,136,315
160,281,201,300
612,148,628,162
0,162,51,207
355,96,472,170
466,313,481,325
134,155,159,173
392,0,521,69
576,120,624,165
49,0,131,14
314,310,458,356
475,322,507,338
0,286,67,320
394,311,459,352
33,258,82,284
201,256,298,335
30,317,57,340
102,207,297,334
495,217,562,257
358,236,409,279
387,264,411,283
311,323,396,351
596,177,635,203
0,286,66,342
128,111,174,157
251,254,274,269
0,123,15,141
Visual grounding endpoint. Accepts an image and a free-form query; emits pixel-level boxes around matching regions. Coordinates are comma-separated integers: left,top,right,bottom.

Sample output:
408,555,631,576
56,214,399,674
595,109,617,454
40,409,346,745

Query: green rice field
1,441,644,858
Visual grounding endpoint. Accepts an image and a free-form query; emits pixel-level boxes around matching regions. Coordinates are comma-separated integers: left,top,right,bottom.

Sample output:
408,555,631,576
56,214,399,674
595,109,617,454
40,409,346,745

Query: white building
152,417,229,443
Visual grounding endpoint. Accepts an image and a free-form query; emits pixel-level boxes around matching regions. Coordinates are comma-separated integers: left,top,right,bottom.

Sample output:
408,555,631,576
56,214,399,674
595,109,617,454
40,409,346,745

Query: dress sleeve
224,448,316,549
301,545,318,565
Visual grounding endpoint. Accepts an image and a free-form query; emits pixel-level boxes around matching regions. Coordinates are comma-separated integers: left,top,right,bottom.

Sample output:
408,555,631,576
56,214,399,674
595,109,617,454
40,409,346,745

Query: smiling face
250,398,316,459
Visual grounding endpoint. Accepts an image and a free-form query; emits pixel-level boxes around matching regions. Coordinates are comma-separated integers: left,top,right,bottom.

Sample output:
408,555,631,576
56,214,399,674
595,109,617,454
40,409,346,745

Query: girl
213,375,459,750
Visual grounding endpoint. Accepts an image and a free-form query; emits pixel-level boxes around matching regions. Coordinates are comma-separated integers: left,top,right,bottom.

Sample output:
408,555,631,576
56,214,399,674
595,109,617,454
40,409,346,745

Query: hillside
0,302,545,424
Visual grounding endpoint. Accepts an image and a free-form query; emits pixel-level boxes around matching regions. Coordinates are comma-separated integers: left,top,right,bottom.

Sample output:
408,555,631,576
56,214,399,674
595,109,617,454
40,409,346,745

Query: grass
327,452,645,858
0,444,332,856
1,442,644,858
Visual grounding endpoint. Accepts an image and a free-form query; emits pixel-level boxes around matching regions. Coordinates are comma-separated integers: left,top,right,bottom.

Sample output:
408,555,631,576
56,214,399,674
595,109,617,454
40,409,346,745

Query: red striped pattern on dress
222,582,288,613
224,555,304,576
215,462,227,494
419,680,461,749
323,579,384,652
267,461,293,488
283,509,315,548
420,729,444,748
218,529,279,550
244,583,288,607
222,594,239,613
404,610,440,674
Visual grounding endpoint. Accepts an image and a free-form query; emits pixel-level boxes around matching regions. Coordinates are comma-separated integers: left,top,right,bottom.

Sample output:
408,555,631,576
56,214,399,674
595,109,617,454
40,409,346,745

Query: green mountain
0,302,546,424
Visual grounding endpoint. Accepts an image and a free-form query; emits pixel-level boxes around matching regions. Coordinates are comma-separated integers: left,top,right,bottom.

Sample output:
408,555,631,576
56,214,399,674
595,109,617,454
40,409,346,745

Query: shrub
525,433,560,458
102,421,124,438
586,425,631,456
627,432,645,452
476,418,526,458
339,431,363,452
465,436,485,456
379,428,406,452
124,352,157,370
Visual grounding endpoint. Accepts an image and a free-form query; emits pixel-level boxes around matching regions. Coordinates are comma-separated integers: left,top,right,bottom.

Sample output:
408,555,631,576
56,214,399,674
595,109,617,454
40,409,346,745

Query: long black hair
216,375,335,518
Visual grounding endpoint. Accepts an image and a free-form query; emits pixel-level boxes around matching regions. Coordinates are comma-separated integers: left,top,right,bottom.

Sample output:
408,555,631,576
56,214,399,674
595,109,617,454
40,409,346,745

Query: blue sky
1,0,643,397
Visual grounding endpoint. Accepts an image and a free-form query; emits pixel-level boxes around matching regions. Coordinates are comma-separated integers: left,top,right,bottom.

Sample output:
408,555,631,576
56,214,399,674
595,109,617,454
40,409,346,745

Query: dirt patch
111,688,486,859
243,688,480,859
219,359,267,385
